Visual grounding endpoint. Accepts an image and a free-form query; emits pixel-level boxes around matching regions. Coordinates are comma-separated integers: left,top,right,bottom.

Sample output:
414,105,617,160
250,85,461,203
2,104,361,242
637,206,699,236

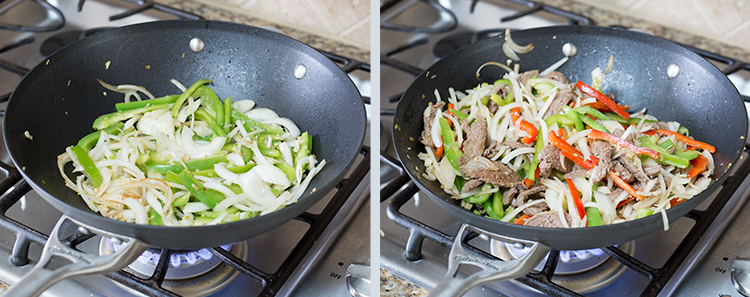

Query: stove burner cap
39,30,82,58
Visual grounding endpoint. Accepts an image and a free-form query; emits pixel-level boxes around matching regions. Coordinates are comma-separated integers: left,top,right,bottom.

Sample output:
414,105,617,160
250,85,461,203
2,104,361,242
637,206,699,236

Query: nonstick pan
392,25,746,296
3,20,365,296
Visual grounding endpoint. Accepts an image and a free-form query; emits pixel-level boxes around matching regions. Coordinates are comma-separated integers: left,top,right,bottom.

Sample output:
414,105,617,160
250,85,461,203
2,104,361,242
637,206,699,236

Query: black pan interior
4,20,366,249
393,26,746,250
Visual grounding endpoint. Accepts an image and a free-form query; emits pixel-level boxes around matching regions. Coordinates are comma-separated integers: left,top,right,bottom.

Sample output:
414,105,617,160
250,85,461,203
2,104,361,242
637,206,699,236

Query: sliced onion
269,117,300,138
540,56,569,77
233,100,256,114
504,28,534,53
605,54,615,74
502,42,520,61
183,202,210,213
245,108,279,122
431,109,443,148
251,164,290,187
476,61,515,79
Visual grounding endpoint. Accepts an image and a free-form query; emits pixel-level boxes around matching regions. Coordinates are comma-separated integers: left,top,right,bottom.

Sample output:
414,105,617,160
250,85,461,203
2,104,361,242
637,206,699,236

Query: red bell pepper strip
609,171,645,201
523,167,540,188
511,107,538,144
549,130,599,170
576,81,630,120
670,198,686,207
514,214,531,225
583,101,629,112
655,129,716,153
687,154,708,178
616,196,635,208
435,143,444,158
446,103,455,117
588,129,660,159
566,178,585,220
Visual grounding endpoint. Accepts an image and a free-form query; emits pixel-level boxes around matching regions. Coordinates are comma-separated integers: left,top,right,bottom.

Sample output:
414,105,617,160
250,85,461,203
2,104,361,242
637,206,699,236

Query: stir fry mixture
419,67,715,229
58,79,325,226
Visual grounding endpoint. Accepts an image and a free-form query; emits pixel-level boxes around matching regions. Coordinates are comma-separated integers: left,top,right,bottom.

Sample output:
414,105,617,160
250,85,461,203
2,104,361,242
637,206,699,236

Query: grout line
304,0,335,34
724,18,750,39
338,14,369,40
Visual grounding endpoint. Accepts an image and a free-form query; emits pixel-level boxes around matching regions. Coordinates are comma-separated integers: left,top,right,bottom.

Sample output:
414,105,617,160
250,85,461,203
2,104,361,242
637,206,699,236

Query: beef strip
459,116,487,161
563,169,587,180
524,211,573,228
460,156,523,188
543,71,569,84
518,70,539,86
461,179,483,193
488,99,499,114
609,188,626,203
483,140,504,159
643,164,662,176
617,155,650,183
588,140,615,184
542,84,575,119
514,185,549,216
420,101,446,150
538,145,574,178
612,162,634,183
502,187,519,206
641,121,670,132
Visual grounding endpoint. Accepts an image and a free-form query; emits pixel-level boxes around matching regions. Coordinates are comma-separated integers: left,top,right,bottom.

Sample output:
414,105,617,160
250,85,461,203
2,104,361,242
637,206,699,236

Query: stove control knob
731,257,750,296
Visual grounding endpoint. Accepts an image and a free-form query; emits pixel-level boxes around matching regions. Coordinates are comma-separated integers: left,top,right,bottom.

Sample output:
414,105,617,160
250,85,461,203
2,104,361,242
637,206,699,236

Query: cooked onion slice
504,28,534,53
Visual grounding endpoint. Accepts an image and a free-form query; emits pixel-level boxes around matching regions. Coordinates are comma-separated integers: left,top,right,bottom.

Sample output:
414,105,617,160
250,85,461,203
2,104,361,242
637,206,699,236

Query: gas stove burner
432,29,506,59
39,30,82,58
491,240,635,293
100,238,248,296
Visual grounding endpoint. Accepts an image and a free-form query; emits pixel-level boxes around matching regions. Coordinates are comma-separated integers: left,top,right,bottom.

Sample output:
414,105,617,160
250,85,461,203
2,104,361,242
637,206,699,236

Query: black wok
4,20,366,249
392,26,746,294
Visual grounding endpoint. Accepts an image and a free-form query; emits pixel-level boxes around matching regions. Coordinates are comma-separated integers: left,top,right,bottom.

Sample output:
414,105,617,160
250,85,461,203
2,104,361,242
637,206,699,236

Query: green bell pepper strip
585,207,603,227
635,208,655,219
545,114,575,128
464,184,493,204
658,139,674,151
494,79,510,86
673,147,700,160
115,94,179,111
294,132,312,170
195,85,224,125
230,109,284,135
275,162,296,183
171,79,212,117
146,154,228,174
449,108,469,119
603,112,628,125
196,206,238,218
93,104,169,130
191,162,256,178
257,134,282,158
574,106,612,121
678,125,689,136
638,136,690,168
241,145,254,163
176,169,217,209
69,145,103,188
533,82,556,94
148,208,163,226
439,117,463,171
172,192,190,207
193,109,227,137
490,93,507,107
223,97,233,130
526,133,545,182
581,116,610,133
483,191,504,220
77,122,124,151
563,106,584,131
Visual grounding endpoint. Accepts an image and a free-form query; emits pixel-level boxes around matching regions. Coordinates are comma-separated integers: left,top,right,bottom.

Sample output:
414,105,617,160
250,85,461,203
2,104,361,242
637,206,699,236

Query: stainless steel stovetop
379,0,750,296
0,1,371,296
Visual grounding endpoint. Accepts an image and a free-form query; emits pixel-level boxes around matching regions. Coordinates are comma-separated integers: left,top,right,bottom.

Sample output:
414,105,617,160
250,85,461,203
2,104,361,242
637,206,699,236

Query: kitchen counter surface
155,0,371,63
379,0,749,295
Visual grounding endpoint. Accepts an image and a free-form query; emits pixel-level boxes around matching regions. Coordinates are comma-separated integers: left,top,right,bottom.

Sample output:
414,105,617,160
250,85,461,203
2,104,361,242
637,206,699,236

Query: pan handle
4,215,149,297
428,223,550,297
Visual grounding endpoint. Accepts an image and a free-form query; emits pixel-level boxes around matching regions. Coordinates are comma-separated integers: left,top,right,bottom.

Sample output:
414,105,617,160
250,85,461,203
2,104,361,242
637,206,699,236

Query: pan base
100,238,248,296
491,240,635,294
